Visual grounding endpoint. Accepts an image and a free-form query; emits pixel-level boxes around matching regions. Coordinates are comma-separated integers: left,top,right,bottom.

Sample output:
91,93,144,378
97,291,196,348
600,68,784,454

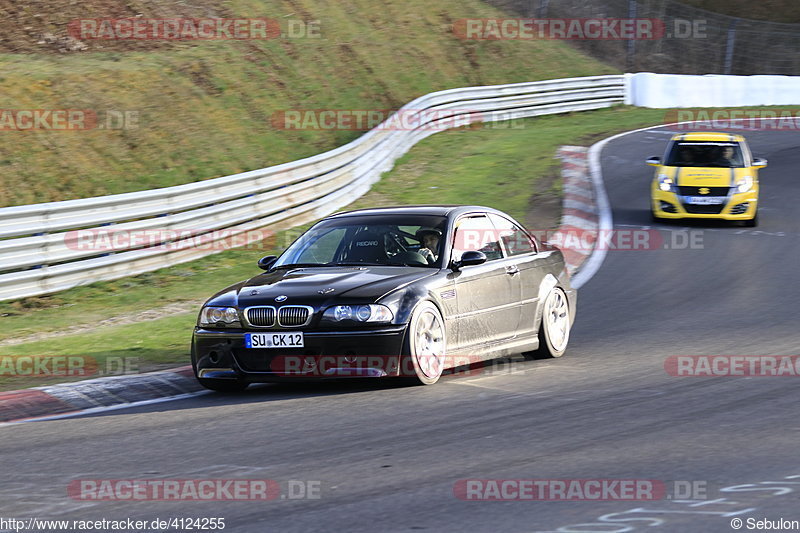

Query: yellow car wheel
744,212,759,228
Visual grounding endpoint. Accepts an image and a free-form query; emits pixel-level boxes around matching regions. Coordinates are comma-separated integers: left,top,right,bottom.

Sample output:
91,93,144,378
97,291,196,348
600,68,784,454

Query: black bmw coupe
191,205,576,390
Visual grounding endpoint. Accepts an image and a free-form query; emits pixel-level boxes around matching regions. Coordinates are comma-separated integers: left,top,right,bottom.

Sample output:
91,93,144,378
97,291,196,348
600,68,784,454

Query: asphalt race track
2,126,799,533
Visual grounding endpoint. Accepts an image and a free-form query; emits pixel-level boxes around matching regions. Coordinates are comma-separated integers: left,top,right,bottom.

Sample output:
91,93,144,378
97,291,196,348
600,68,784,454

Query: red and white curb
0,366,203,424
552,146,600,277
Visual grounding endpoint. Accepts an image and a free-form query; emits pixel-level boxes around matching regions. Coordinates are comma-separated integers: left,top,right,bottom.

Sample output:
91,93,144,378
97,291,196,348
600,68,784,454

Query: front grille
246,306,276,327
683,204,726,214
278,306,312,327
677,186,732,196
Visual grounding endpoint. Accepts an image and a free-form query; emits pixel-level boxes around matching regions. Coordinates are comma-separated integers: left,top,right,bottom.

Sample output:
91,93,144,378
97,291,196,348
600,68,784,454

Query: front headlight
199,306,241,327
657,174,674,192
736,176,753,193
323,304,394,323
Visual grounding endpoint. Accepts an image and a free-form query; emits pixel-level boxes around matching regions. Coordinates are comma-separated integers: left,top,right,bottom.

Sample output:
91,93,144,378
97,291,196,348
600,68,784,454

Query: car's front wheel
650,206,661,223
743,211,759,227
402,301,447,385
533,287,571,358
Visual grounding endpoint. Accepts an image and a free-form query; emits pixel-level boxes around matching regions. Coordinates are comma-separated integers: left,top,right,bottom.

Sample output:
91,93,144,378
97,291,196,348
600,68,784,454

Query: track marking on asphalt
616,223,789,238
543,474,800,533
449,381,664,404
447,380,552,399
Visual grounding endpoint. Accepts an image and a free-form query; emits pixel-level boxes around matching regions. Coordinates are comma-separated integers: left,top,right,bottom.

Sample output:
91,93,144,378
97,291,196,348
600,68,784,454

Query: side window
489,214,535,256
452,216,503,262
740,142,754,167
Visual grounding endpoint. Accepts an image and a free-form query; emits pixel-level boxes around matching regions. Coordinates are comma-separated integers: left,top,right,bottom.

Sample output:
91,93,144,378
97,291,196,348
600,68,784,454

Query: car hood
206,266,438,308
666,166,748,187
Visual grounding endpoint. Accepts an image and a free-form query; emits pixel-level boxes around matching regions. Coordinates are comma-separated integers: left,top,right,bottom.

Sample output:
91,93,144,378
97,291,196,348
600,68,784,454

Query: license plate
245,332,304,349
686,196,725,205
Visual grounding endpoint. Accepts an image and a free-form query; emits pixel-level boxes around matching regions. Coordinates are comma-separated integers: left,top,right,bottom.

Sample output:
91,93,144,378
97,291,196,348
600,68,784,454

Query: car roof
670,132,746,143
329,205,507,219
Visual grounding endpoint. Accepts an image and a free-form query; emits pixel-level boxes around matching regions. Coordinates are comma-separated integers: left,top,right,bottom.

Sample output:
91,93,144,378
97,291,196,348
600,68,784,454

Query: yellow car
648,132,767,227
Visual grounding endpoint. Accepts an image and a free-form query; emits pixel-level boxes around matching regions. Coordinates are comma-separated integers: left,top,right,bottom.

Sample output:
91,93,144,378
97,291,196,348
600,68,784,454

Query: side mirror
753,158,768,169
258,255,278,270
646,156,661,167
451,250,487,271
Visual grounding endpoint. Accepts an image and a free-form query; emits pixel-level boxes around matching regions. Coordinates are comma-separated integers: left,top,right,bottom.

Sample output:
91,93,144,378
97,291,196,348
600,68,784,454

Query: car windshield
274,214,449,268
665,141,745,168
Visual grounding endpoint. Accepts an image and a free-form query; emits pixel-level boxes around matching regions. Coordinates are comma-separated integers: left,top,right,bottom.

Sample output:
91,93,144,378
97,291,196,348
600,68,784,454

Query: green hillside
0,0,615,207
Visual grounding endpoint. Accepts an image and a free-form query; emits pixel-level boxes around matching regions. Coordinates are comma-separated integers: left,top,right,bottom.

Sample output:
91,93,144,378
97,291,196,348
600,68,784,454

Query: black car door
449,214,520,351
488,214,546,338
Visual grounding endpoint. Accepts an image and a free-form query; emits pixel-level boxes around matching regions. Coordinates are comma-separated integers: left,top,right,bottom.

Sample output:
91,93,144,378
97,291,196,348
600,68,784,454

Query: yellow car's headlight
736,176,753,193
657,174,674,192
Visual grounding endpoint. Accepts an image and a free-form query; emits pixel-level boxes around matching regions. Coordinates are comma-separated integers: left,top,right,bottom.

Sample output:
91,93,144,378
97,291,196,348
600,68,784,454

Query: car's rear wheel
402,301,447,385
533,287,571,358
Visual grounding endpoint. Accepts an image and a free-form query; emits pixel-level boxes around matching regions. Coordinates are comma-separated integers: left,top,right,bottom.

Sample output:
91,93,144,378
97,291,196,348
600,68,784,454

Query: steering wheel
384,232,408,258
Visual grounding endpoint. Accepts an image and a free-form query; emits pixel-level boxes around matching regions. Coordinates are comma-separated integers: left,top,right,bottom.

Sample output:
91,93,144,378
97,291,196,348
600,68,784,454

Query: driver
679,147,695,165
415,228,441,265
715,146,736,167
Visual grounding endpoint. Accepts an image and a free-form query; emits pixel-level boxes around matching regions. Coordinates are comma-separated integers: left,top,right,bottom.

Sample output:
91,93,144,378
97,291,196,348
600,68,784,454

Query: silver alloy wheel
411,303,446,380
543,288,570,355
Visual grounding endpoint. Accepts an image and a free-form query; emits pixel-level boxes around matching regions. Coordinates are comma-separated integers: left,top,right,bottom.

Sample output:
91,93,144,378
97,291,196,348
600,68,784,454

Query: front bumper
651,189,758,220
192,326,408,382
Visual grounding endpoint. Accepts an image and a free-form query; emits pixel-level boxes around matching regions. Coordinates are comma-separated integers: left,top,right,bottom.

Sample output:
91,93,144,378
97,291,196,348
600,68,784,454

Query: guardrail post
723,19,739,75
100,222,115,257
536,0,549,18
32,232,46,270
626,0,637,71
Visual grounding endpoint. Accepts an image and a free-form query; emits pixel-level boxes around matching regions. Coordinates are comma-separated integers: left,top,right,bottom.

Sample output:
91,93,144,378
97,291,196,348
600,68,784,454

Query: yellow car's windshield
665,141,745,168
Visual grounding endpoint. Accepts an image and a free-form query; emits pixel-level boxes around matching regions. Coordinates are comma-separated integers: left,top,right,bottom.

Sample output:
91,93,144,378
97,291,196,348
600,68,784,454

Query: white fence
0,75,627,301
625,73,800,108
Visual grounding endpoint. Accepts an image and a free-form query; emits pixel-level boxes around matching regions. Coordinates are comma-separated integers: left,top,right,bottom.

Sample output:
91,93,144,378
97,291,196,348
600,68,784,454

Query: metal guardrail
0,75,625,302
